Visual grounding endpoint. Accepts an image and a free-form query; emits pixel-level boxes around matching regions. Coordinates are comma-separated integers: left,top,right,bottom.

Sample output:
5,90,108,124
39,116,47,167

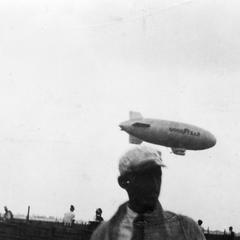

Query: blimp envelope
119,111,216,156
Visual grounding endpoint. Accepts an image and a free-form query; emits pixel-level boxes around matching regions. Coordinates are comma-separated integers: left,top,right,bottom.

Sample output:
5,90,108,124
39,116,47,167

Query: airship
119,111,216,155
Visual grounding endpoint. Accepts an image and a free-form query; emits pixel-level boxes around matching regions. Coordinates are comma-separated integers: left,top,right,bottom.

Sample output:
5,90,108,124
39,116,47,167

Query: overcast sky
0,0,240,231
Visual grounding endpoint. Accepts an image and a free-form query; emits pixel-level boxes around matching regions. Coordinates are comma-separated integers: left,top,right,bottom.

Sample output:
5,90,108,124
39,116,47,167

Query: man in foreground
91,145,205,240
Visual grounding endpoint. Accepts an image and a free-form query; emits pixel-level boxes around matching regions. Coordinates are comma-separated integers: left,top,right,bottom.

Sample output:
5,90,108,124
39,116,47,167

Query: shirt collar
126,205,138,220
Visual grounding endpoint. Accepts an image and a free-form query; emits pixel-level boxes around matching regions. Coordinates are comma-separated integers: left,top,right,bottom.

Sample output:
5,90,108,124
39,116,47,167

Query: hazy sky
0,0,240,231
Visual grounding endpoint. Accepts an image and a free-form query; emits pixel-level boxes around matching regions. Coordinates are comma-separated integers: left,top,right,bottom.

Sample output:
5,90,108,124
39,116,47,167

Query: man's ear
118,175,130,189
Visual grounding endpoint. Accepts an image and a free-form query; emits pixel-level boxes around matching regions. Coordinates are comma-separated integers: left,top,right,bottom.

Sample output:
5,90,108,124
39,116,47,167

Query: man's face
124,166,162,213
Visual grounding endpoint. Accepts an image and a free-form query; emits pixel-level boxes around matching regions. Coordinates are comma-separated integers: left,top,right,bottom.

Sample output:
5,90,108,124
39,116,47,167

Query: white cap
119,145,165,176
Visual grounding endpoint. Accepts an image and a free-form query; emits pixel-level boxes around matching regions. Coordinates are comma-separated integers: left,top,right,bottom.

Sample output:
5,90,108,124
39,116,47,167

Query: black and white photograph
0,0,239,239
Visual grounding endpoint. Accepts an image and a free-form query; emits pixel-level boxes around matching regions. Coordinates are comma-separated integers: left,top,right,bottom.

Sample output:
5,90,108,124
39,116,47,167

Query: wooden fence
0,219,239,240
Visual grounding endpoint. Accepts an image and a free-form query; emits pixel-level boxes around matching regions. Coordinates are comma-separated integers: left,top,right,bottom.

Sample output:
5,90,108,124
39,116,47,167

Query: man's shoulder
90,221,109,240
90,203,128,240
163,210,197,225
177,213,199,228
162,210,205,239
176,213,206,239
162,210,178,219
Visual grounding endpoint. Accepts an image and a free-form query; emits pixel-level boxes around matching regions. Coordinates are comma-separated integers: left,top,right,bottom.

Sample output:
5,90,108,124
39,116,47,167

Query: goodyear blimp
119,111,216,155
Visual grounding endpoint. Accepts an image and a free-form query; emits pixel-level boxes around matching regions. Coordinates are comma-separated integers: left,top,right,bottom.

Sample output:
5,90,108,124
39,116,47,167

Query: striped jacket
90,202,206,240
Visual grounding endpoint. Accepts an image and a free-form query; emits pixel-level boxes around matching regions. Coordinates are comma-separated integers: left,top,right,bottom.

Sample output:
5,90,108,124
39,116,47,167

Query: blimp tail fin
129,135,143,144
130,111,143,120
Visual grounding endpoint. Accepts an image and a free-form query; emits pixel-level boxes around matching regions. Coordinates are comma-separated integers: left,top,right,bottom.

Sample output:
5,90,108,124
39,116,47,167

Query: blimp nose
207,133,217,148
210,135,217,147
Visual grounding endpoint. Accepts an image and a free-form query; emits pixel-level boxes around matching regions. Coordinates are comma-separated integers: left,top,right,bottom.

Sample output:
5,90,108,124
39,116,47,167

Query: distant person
3,206,13,221
95,208,104,222
198,219,205,233
228,226,235,240
91,145,206,240
63,205,75,226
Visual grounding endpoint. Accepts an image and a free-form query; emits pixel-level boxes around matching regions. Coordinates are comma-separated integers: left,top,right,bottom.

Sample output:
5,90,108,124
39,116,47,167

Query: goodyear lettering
169,128,200,137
